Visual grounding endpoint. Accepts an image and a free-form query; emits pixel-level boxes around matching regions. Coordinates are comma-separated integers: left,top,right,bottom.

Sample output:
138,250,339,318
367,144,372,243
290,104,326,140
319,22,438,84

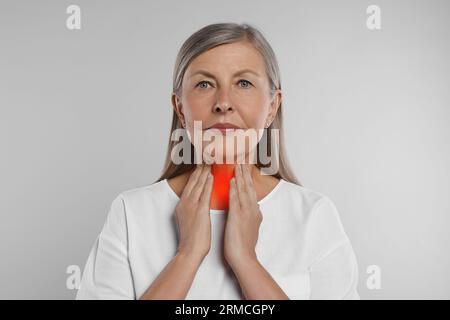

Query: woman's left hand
223,164,263,269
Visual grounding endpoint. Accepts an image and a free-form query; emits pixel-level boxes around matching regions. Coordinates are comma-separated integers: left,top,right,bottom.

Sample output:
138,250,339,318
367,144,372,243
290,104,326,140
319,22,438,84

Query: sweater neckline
163,178,284,214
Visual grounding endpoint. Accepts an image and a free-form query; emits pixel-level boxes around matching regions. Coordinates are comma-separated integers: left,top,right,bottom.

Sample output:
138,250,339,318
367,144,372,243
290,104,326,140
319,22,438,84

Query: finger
199,171,214,207
228,177,240,212
182,165,203,197
190,165,211,201
235,164,246,206
242,164,257,203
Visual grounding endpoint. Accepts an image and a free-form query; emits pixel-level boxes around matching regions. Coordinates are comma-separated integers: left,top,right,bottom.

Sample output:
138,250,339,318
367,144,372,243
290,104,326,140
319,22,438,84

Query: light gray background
1,0,449,299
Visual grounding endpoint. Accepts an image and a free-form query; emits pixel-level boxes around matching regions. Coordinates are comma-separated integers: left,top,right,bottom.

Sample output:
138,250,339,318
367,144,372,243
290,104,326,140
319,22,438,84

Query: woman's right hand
175,164,214,261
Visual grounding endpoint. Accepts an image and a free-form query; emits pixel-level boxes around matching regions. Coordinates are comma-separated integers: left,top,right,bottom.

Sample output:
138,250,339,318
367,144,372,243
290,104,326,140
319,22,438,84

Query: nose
213,89,234,113
213,103,234,113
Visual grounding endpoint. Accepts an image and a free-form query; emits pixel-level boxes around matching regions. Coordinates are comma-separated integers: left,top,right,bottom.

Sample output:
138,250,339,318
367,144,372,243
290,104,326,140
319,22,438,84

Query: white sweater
76,179,360,300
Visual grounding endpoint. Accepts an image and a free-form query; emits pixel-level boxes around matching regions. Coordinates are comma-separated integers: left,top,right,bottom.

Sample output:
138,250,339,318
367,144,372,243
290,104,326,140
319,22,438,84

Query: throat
210,164,236,210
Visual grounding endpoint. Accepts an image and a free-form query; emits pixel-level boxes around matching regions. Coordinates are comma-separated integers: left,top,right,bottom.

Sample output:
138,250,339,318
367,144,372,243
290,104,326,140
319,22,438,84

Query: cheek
183,96,212,123
236,91,271,127
239,103,268,128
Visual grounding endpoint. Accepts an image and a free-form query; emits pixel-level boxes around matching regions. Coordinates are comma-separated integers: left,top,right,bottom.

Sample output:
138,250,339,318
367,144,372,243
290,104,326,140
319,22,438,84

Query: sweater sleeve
76,195,136,300
305,197,360,300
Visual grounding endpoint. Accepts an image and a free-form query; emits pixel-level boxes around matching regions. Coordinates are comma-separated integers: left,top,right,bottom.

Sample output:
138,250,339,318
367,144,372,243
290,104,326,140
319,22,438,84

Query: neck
210,163,237,210
210,164,263,210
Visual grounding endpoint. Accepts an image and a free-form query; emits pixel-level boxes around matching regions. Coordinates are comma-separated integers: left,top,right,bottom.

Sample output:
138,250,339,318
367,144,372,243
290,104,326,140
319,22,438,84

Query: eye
196,81,213,89
237,79,253,88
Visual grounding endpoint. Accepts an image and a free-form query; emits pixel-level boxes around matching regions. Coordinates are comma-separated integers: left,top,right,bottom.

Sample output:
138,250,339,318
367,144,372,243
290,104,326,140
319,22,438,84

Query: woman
76,23,360,300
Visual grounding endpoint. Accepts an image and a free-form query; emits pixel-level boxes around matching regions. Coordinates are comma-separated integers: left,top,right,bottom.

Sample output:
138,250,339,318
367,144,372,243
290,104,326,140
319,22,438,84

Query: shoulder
276,179,336,213
118,179,172,203
107,179,177,221
278,180,348,239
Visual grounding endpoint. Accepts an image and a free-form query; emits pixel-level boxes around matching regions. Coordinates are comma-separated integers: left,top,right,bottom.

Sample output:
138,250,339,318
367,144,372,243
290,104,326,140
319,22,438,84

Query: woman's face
172,40,282,164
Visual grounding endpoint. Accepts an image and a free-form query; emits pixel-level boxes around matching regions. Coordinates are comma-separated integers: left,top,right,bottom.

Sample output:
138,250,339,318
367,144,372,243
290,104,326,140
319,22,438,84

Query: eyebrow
188,68,261,79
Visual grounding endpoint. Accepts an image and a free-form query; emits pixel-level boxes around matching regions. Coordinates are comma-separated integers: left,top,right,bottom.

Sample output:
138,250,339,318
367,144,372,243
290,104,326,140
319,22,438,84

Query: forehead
185,41,266,76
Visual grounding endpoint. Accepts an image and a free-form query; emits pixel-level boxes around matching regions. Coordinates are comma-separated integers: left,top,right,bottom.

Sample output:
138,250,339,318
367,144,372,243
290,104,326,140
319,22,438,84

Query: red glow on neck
210,163,236,210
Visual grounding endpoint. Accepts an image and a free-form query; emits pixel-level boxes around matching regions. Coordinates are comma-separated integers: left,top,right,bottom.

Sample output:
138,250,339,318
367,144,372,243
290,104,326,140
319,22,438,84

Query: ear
266,89,282,126
171,92,185,125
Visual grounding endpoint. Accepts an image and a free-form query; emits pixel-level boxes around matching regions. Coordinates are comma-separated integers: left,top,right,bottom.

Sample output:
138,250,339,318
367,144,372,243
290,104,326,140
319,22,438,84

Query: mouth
205,122,242,134
206,128,237,134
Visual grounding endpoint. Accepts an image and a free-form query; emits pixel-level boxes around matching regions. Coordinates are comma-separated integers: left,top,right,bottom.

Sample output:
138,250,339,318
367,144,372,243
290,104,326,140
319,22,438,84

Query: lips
208,122,241,129
206,122,241,134
214,128,236,134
